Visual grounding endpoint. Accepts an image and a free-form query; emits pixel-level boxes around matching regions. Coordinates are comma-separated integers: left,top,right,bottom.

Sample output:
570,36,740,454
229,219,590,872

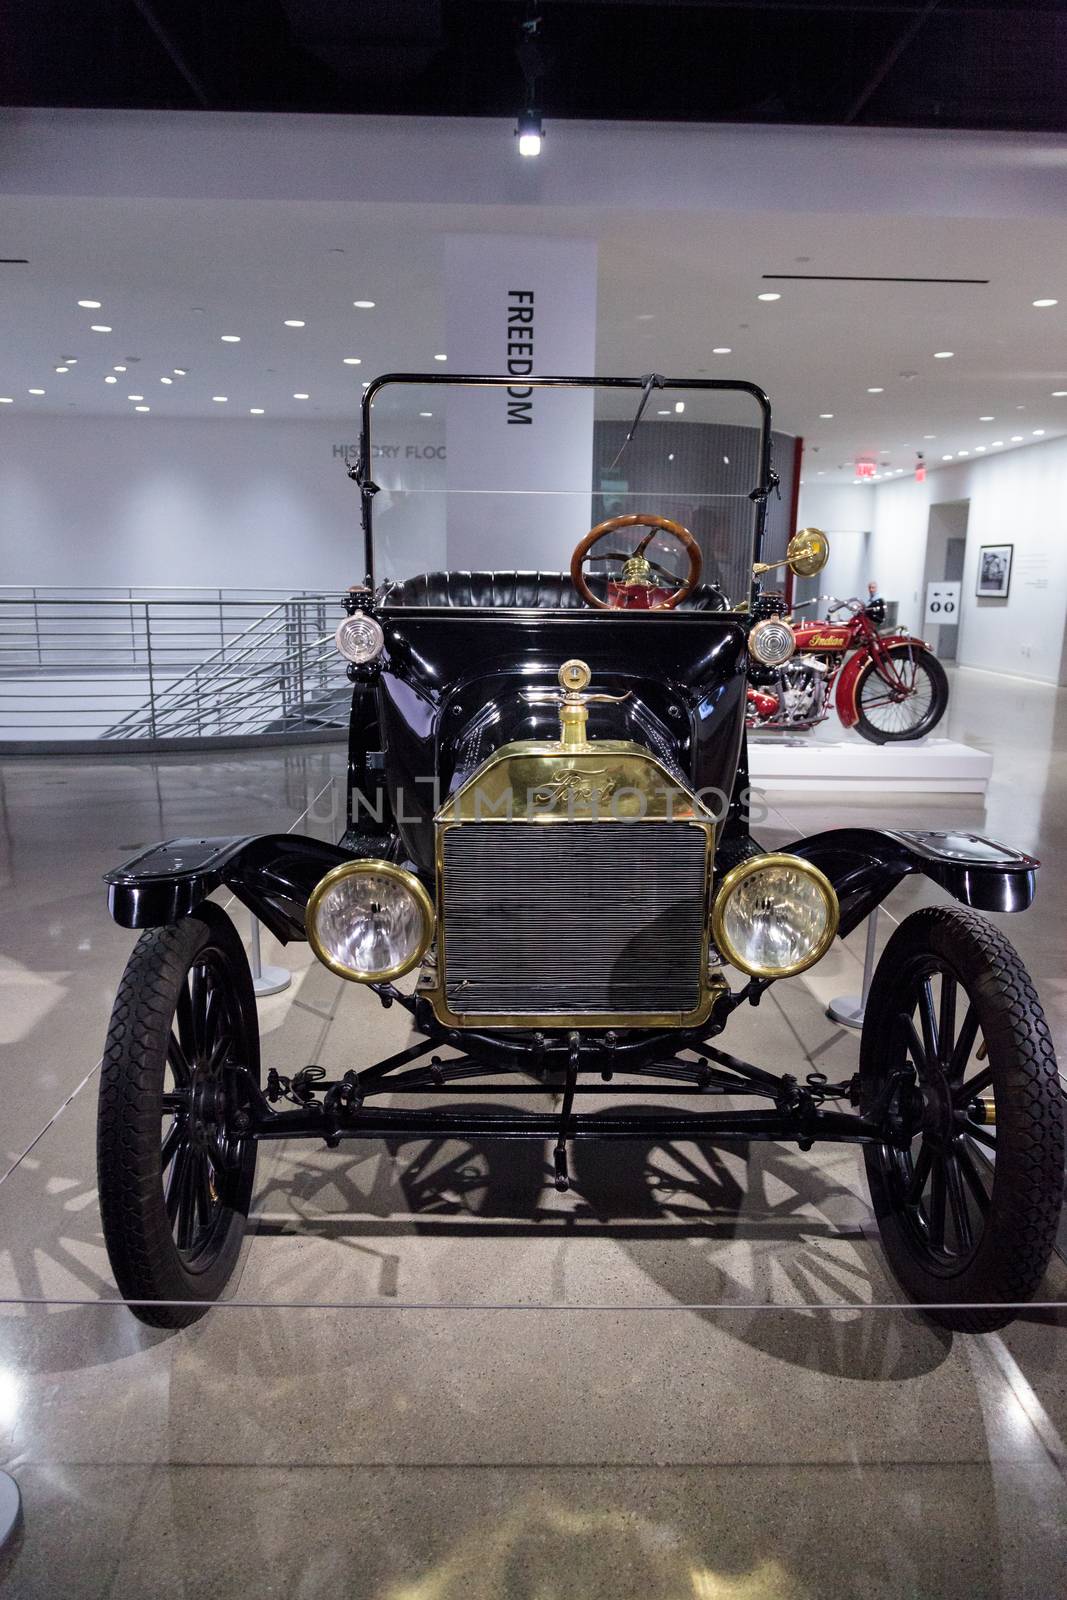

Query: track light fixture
516,108,543,158
515,10,545,157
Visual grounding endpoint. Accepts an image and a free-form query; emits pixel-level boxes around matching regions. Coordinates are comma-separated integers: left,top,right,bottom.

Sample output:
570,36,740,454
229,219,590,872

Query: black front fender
104,834,354,940
785,828,1039,937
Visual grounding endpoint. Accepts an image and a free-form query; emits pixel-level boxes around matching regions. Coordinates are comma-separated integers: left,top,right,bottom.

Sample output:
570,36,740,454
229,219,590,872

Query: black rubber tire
861,905,1064,1332
97,903,259,1328
853,644,949,744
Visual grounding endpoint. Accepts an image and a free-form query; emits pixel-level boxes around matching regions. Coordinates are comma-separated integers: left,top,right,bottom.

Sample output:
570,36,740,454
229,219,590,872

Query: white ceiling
3,112,1067,484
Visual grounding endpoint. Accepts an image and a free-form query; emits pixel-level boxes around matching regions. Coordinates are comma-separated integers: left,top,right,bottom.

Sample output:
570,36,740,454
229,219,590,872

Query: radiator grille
440,822,709,1017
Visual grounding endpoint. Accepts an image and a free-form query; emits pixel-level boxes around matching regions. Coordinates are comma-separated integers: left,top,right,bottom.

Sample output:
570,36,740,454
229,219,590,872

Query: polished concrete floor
1,666,1066,1597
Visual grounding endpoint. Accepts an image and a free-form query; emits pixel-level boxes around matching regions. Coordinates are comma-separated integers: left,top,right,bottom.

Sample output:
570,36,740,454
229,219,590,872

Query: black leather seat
381,570,728,611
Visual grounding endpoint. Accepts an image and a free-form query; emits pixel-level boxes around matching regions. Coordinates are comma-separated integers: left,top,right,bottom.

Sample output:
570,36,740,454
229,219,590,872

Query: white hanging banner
443,235,598,571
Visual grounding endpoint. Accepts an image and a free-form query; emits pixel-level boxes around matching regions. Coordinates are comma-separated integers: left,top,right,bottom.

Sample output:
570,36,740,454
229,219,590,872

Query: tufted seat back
380,570,728,611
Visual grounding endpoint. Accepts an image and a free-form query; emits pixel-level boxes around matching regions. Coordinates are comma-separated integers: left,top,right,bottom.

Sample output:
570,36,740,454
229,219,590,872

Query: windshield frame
354,372,775,594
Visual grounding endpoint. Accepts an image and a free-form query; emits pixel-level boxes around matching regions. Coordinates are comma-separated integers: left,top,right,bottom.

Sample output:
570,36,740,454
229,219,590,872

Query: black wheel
853,643,949,743
97,903,260,1327
860,905,1064,1331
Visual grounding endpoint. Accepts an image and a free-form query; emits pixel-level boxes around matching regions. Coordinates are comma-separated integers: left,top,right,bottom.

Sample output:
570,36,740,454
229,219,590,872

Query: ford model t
98,373,1063,1329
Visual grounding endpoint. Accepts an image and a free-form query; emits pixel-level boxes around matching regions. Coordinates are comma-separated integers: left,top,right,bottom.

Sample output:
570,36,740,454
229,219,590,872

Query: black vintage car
98,373,1063,1329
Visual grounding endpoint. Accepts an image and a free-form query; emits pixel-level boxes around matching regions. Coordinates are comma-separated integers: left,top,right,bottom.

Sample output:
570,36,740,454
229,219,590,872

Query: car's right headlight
711,852,838,978
748,616,796,667
306,859,434,982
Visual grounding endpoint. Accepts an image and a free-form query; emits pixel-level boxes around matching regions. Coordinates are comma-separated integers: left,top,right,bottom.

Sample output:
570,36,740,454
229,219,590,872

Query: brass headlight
306,860,434,983
711,853,838,978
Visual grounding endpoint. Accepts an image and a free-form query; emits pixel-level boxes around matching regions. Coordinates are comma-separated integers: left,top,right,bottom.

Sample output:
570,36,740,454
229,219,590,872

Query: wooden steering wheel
570,513,703,611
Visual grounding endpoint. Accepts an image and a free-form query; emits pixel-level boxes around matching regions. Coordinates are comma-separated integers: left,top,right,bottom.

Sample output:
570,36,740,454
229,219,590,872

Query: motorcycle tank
376,609,749,873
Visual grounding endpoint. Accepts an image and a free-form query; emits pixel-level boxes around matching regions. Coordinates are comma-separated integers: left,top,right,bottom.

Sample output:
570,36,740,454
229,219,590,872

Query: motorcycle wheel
860,906,1064,1331
853,643,949,743
97,902,260,1327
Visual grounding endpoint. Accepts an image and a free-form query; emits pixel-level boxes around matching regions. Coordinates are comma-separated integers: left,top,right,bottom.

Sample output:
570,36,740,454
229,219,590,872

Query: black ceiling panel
2,0,1064,132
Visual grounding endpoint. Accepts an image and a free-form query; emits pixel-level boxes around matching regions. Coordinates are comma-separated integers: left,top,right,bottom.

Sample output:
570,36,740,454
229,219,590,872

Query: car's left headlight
711,852,838,978
307,860,434,982
335,612,384,665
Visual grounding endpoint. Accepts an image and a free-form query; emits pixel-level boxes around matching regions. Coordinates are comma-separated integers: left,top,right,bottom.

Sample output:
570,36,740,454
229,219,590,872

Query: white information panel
925,580,961,623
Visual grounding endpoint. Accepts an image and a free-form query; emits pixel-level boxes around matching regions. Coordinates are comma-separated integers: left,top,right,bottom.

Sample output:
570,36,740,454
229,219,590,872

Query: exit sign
856,460,876,479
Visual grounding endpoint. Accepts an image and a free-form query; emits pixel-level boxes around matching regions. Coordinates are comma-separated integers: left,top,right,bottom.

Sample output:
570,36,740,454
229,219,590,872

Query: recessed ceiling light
362,381,370,388
712,346,732,354
353,300,376,309
104,375,117,384
975,445,987,452
941,454,953,461
28,387,44,395
283,319,306,328
173,368,187,376
220,334,241,343
933,351,954,359
1033,429,1046,436
757,292,781,302
77,299,101,309
434,353,447,362
1053,391,1067,397
0,396,12,404
657,409,671,415
90,324,111,333
668,452,675,461
992,440,1004,446
635,313,655,322
1032,298,1058,307
135,405,150,412
895,467,904,473
867,387,884,394
62,357,77,364
250,407,265,414
212,396,228,403
293,392,310,400
1011,434,1023,441
419,410,433,417
674,401,685,413
923,434,936,439
817,470,824,475
55,365,68,373
957,450,969,456
128,394,144,400
161,376,173,384
979,415,994,421
343,357,362,365
819,412,834,419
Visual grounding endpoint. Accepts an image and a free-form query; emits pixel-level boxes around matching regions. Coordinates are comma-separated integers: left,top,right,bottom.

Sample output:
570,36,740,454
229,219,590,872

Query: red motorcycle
746,585,949,744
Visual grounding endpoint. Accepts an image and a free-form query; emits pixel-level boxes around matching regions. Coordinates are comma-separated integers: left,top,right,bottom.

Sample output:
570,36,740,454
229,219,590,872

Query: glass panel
360,379,774,603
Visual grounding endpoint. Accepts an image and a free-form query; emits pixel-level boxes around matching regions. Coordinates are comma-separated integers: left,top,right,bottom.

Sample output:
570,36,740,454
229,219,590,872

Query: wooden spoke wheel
860,905,1063,1331
97,903,260,1327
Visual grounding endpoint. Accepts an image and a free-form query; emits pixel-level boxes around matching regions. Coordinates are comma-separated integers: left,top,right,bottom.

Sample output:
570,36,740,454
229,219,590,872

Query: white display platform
748,736,992,795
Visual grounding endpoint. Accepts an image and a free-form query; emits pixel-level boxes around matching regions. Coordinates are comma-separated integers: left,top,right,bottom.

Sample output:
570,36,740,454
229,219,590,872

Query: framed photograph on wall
976,543,1013,599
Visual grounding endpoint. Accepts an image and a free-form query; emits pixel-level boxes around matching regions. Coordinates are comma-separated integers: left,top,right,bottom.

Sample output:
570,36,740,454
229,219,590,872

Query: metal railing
0,588,350,745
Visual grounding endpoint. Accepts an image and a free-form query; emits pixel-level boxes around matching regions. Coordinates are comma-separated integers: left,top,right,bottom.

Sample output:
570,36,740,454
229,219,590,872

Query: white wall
799,437,1067,684
0,412,447,591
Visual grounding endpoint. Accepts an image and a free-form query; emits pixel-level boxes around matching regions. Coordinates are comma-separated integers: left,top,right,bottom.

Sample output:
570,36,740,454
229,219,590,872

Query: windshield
351,375,786,607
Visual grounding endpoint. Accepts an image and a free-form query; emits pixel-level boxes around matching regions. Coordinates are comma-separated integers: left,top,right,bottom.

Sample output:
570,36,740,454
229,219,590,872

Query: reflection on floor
1,666,1066,1597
